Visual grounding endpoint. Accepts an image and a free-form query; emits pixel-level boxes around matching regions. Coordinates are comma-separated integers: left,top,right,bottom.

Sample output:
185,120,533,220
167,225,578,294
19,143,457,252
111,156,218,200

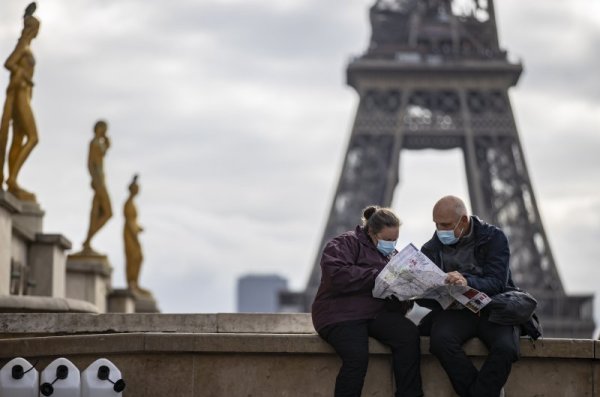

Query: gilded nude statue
0,3,40,202
81,120,113,254
124,174,150,296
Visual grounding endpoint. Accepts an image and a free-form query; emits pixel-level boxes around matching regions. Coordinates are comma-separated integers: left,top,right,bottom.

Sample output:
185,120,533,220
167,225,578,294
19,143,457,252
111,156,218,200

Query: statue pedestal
0,192,20,295
28,234,72,298
134,292,160,313
12,200,44,235
107,288,136,313
1,192,71,299
66,254,112,313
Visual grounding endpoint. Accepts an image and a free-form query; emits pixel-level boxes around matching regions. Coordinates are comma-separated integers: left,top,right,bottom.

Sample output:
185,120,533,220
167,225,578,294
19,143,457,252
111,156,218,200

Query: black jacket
419,216,515,309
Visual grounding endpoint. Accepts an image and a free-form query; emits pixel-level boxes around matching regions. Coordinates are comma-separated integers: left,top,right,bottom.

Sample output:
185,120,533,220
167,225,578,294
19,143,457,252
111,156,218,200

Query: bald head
433,195,469,231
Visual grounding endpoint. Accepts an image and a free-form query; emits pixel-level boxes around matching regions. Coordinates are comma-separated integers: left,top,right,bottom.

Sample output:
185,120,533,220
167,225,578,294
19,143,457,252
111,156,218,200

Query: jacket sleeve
463,230,510,297
320,236,380,294
420,245,437,266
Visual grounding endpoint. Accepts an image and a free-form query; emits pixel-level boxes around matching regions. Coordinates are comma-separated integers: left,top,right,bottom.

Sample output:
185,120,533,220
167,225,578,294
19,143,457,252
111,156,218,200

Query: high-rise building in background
237,275,288,313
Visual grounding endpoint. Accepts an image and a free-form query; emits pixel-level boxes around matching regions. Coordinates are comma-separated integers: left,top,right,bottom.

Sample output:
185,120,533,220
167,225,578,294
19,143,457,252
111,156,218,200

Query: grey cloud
498,1,600,101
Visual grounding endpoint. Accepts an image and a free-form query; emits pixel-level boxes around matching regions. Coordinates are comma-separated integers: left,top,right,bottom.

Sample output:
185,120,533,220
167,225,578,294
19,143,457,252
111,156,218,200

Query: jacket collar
355,225,377,249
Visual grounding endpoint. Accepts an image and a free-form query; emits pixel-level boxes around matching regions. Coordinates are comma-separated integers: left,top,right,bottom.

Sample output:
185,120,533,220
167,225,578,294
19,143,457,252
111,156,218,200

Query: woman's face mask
376,239,397,256
372,226,399,256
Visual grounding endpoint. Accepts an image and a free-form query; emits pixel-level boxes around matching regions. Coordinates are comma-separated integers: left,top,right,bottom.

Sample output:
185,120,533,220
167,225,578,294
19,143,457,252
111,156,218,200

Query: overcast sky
1,1,598,324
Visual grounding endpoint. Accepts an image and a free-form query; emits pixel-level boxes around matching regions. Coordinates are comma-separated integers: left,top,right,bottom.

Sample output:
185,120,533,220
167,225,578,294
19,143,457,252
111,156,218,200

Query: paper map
373,243,491,313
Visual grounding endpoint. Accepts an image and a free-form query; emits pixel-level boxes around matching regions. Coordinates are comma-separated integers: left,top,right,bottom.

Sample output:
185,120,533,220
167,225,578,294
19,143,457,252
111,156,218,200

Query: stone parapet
0,330,597,397
216,312,314,333
0,313,317,336
0,313,218,336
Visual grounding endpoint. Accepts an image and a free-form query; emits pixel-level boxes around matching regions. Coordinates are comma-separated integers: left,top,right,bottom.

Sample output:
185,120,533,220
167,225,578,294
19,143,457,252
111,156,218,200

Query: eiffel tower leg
458,90,594,336
460,89,492,223
460,88,563,295
304,89,405,307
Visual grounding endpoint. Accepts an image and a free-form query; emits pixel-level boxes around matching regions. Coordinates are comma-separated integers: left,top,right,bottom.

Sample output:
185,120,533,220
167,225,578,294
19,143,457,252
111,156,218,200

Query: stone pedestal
0,192,20,296
134,293,160,313
29,234,72,298
12,201,44,236
1,192,105,314
66,254,112,313
107,288,136,313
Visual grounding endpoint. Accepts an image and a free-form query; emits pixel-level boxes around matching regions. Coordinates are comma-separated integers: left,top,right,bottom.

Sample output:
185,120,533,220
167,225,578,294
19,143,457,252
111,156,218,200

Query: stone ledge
143,333,347,354
216,313,314,333
0,313,303,335
0,332,595,360
0,313,596,359
0,296,98,314
0,333,595,397
11,220,36,241
0,313,217,334
35,233,72,249
0,333,145,357
0,191,21,213
66,257,112,276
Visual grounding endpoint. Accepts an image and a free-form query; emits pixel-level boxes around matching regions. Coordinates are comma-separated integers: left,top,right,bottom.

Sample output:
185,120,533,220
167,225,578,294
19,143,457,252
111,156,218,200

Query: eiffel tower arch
301,0,595,337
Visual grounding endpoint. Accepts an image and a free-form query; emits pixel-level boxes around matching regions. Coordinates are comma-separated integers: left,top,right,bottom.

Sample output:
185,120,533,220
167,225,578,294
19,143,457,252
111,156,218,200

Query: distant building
237,274,289,313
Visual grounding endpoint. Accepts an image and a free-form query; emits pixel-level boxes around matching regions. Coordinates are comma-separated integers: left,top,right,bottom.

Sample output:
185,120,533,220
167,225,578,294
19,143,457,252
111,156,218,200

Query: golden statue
124,174,150,296
0,3,40,202
81,120,112,254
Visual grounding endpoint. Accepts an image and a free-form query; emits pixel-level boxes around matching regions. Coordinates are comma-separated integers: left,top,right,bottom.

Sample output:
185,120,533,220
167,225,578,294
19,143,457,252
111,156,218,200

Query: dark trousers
318,311,423,397
420,309,519,397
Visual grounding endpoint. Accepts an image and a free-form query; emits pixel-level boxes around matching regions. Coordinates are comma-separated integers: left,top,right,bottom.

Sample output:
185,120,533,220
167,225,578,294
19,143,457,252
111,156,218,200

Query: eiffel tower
301,0,595,337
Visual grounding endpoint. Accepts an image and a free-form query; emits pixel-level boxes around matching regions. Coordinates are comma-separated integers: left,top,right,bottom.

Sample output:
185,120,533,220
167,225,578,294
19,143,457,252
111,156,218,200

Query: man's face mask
436,218,463,245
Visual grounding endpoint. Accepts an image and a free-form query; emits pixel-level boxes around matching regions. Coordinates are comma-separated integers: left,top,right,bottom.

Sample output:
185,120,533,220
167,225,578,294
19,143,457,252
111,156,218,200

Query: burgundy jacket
311,225,390,332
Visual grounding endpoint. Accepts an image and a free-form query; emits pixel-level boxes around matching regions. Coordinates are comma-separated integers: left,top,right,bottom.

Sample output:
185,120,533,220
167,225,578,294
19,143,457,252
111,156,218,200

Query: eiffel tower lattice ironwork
301,0,594,337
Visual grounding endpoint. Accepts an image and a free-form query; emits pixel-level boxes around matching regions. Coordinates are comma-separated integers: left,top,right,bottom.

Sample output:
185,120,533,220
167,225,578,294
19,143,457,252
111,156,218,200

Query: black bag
520,312,543,341
487,289,537,325
487,288,543,341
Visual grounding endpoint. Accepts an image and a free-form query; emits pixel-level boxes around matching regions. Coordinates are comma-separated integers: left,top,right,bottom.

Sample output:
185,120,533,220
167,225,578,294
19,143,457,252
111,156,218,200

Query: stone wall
0,313,598,396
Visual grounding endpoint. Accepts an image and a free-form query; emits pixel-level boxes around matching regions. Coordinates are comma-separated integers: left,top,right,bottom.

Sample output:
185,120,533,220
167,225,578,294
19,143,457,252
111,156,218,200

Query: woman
0,3,40,201
312,206,423,397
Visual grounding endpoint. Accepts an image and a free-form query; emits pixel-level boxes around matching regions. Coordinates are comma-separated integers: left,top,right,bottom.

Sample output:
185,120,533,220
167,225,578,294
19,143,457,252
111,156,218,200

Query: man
418,195,518,397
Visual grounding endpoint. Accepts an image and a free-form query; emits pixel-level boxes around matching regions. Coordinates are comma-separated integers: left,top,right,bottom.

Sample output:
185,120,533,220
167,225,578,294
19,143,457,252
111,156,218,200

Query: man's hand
445,271,468,286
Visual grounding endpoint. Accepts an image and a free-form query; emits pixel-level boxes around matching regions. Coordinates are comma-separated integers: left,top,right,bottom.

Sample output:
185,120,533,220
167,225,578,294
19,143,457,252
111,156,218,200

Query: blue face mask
436,219,463,245
436,230,459,245
377,239,397,256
